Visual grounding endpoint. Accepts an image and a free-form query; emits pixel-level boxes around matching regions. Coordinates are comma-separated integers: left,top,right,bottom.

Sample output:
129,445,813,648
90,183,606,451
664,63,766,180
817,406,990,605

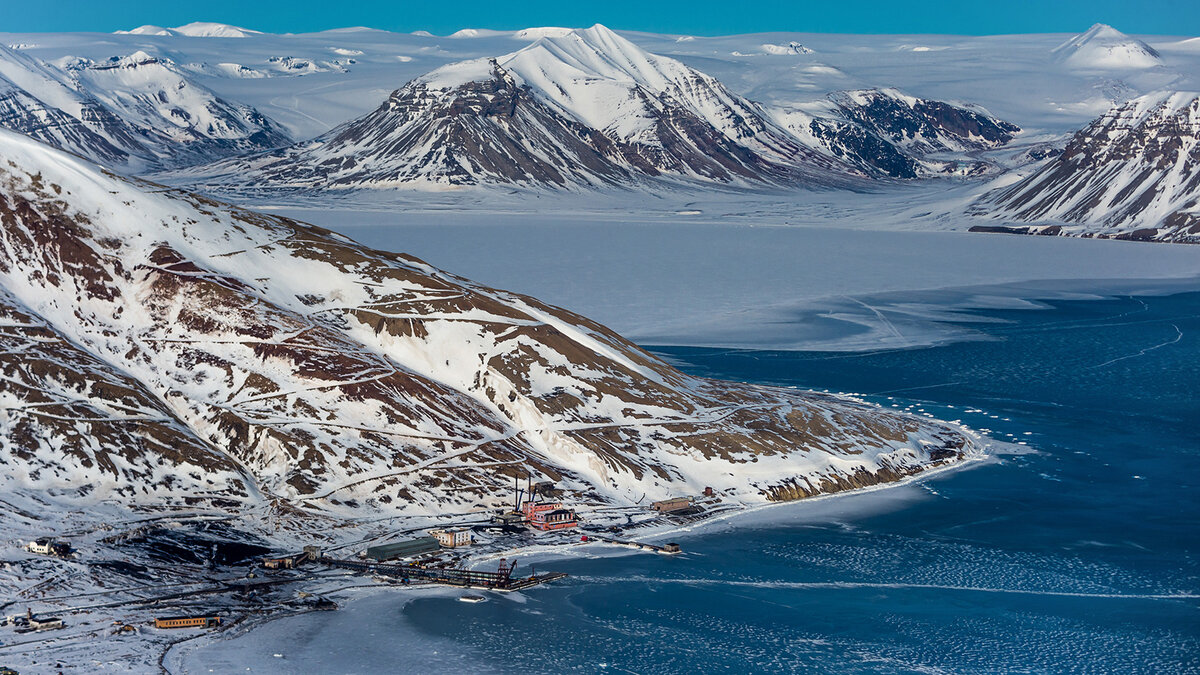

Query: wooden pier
317,557,566,591
589,536,682,555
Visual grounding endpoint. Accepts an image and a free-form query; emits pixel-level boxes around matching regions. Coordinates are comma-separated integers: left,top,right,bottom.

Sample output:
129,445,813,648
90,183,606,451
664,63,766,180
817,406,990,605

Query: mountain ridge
0,44,289,171
172,24,1019,191
970,91,1200,242
0,129,981,515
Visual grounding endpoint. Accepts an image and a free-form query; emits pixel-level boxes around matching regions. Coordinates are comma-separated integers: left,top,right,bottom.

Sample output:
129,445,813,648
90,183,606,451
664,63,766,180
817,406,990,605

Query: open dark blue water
184,291,1200,673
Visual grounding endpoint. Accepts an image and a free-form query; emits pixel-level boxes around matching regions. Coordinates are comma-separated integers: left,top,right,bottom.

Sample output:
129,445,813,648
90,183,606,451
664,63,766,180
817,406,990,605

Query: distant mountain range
0,44,289,171
173,25,1020,191
115,21,265,38
1,23,1196,242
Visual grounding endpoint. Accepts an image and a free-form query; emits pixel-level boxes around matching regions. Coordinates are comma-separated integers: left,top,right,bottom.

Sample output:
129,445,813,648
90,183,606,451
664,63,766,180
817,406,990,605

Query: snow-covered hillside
0,130,979,516
0,44,288,170
0,67,129,165
971,92,1200,242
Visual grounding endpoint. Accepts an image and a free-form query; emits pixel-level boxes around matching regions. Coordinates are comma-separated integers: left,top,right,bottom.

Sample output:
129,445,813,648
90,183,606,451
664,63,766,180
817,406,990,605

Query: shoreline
470,447,1001,570
162,441,1002,674
0,343,1019,674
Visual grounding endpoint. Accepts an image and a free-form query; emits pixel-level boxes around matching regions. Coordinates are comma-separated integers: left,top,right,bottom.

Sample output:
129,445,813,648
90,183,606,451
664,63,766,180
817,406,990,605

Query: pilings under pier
317,557,567,591
588,536,682,554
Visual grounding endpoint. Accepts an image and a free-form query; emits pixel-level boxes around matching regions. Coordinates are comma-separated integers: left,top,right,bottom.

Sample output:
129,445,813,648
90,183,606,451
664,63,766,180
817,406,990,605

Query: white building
26,538,69,557
430,528,472,548
27,539,54,555
30,615,64,631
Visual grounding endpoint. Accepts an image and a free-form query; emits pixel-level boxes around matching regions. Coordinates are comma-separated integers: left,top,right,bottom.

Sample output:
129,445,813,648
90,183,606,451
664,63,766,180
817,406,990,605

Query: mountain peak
581,23,621,39
114,24,172,36
1053,23,1161,69
413,24,679,98
507,23,678,95
1080,23,1125,40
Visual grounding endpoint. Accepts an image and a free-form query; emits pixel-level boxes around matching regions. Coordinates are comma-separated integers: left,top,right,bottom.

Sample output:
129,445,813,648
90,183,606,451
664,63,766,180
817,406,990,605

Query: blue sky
4,0,1198,36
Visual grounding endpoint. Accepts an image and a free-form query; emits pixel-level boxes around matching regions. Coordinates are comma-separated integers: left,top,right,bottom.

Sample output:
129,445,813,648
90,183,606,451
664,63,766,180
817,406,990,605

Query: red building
521,500,578,531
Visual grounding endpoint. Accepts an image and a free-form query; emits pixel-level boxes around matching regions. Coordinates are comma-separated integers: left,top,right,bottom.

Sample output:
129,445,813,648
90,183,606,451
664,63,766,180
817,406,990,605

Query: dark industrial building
365,536,440,561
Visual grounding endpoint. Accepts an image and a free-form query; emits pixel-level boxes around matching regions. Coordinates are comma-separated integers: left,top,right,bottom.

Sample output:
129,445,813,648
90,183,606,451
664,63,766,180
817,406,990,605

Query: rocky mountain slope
0,68,130,167
0,44,289,171
0,130,979,517
175,25,1019,191
969,92,1199,242
775,88,1020,179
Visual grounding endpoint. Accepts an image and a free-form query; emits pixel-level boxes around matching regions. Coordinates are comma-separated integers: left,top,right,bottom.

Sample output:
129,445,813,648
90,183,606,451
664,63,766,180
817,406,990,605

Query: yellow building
430,528,473,548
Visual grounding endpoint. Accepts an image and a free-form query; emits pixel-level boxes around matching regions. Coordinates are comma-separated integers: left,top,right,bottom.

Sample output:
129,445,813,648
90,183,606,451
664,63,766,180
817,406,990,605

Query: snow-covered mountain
176,25,837,189
1053,23,1164,70
116,22,265,39
174,24,1019,191
761,42,815,56
0,44,288,170
829,89,1020,157
775,88,1020,178
970,92,1199,242
0,129,978,514
0,68,129,166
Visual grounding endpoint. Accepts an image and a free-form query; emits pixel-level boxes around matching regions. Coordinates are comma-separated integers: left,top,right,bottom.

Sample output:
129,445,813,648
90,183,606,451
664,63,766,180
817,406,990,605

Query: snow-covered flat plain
261,197,1200,352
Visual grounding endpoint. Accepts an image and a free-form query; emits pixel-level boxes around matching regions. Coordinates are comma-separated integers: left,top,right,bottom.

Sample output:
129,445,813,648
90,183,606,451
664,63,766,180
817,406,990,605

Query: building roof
365,536,440,559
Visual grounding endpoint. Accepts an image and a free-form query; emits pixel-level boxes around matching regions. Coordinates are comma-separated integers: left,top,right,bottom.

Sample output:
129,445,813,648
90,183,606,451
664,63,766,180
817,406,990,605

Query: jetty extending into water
587,536,682,555
318,556,567,591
